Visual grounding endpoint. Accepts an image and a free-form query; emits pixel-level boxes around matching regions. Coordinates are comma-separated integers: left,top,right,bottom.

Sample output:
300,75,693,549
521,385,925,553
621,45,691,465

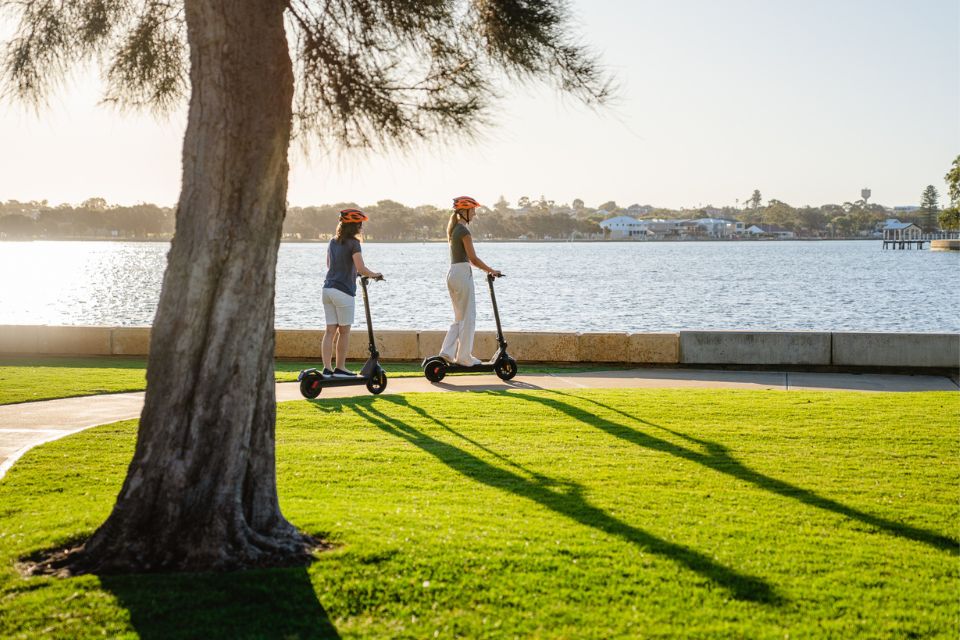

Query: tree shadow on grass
98,566,339,639
323,396,781,604
19,541,339,639
383,391,562,486
514,389,959,555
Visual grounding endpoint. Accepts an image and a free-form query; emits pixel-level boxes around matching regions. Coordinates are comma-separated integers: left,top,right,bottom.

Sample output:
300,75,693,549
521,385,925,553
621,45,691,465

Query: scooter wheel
300,373,322,399
366,370,388,395
495,357,518,381
424,360,446,382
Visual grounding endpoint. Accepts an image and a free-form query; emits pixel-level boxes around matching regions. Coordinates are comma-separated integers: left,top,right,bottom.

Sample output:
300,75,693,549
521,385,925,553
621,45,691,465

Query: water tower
861,188,871,204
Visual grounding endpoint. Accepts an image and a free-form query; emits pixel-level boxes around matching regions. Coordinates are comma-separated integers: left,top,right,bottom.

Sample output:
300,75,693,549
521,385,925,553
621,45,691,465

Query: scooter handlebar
487,272,505,281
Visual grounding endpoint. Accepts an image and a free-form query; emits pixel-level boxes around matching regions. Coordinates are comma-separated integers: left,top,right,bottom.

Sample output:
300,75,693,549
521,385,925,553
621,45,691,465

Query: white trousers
439,262,479,365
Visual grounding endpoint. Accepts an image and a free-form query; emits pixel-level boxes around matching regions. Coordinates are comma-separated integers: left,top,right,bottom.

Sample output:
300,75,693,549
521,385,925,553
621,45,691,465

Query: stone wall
0,325,956,370
930,239,960,252
680,331,831,366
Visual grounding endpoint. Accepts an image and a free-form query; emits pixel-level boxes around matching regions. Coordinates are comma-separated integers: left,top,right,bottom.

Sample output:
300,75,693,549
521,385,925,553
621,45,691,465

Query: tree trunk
78,0,311,572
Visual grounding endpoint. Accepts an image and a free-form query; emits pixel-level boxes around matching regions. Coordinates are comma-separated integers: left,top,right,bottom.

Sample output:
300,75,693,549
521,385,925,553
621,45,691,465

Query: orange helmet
453,196,481,210
339,208,368,223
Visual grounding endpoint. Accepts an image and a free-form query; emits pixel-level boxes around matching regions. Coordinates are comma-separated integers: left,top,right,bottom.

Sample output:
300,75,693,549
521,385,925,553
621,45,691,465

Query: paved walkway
1,369,956,480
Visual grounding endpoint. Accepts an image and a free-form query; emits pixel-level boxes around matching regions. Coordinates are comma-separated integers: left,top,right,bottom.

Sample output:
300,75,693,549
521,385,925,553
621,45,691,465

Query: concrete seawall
931,239,960,251
1,325,957,371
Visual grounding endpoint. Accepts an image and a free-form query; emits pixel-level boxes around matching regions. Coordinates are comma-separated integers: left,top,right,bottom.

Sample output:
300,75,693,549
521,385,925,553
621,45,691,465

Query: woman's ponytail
446,211,459,241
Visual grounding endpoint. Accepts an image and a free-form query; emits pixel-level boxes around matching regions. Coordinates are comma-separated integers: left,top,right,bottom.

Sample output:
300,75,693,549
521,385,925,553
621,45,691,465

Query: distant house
882,220,921,241
765,224,795,239
692,218,740,238
599,215,644,238
601,215,749,239
746,224,794,239
641,219,689,237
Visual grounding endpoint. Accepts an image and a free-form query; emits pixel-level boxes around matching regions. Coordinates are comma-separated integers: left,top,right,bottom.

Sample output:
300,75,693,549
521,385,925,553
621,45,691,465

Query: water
1,240,957,332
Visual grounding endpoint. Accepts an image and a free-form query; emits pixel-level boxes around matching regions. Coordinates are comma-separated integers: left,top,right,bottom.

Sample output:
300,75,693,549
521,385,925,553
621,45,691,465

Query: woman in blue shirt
321,209,383,377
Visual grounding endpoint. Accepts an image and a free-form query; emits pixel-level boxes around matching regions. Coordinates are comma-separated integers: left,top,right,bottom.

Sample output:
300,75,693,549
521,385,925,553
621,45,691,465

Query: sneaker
322,368,334,377
439,353,457,364
333,368,358,378
456,356,483,367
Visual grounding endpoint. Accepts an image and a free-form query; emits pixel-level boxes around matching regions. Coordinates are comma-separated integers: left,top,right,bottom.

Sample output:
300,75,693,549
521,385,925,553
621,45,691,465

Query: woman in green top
439,196,502,365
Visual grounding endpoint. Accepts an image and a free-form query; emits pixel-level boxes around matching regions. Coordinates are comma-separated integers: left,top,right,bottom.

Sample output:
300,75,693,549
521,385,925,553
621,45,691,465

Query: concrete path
2,369,956,480
0,392,146,479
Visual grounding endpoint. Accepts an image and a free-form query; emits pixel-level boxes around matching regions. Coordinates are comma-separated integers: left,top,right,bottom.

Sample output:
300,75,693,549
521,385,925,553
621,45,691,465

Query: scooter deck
298,364,380,387
313,375,378,388
439,362,497,373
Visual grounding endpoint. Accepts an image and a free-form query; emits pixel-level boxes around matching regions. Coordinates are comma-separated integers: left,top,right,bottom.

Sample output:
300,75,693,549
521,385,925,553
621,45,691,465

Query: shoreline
0,237,884,244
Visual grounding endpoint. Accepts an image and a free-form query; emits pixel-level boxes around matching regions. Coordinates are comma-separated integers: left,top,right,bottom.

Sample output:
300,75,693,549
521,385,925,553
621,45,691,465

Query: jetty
880,220,960,250
881,220,924,249
882,238,926,249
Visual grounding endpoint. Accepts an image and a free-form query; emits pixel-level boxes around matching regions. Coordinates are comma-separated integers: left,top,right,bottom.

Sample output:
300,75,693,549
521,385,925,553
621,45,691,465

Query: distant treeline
0,193,945,241
284,200,604,240
0,197,604,240
0,198,174,239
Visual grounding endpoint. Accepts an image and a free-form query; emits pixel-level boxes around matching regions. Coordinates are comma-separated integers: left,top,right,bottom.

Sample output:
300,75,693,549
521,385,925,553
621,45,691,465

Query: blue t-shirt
323,238,361,296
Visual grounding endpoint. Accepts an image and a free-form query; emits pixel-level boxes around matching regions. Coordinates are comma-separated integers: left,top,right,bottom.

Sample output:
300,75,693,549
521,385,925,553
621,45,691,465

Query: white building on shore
601,215,743,239
691,218,743,238
599,215,645,238
746,224,795,239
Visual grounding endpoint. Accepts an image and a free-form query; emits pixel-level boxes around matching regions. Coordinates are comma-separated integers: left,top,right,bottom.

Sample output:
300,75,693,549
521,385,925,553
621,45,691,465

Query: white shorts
322,287,356,326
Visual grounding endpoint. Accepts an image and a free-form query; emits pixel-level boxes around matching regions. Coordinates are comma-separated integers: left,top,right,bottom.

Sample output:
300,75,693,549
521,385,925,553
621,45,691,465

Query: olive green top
450,223,471,264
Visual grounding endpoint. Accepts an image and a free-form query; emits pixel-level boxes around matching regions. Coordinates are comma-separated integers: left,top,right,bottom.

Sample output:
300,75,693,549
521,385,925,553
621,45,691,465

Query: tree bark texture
80,0,310,571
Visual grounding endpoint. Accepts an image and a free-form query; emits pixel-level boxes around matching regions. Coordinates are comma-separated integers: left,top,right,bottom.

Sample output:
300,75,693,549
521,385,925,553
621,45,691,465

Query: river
0,240,957,332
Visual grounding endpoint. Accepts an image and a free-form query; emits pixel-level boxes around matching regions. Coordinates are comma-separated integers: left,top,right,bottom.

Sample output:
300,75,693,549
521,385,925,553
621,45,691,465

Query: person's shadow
329,396,781,604
98,566,339,639
509,389,958,554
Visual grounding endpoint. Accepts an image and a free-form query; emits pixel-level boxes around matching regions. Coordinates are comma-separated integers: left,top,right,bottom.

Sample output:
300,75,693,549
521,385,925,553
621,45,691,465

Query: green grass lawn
0,356,150,405
0,389,957,638
0,356,625,405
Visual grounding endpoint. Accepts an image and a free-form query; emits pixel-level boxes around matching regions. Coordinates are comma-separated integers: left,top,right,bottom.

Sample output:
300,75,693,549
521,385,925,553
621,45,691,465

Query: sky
0,0,957,210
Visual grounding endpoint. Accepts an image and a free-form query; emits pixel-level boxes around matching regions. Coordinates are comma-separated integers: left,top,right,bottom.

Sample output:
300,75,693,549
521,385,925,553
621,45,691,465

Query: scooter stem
487,274,507,350
360,276,378,357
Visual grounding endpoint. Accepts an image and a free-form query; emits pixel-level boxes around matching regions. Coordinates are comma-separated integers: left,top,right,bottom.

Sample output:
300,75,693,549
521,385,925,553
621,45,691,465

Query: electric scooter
298,275,388,398
422,273,518,382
